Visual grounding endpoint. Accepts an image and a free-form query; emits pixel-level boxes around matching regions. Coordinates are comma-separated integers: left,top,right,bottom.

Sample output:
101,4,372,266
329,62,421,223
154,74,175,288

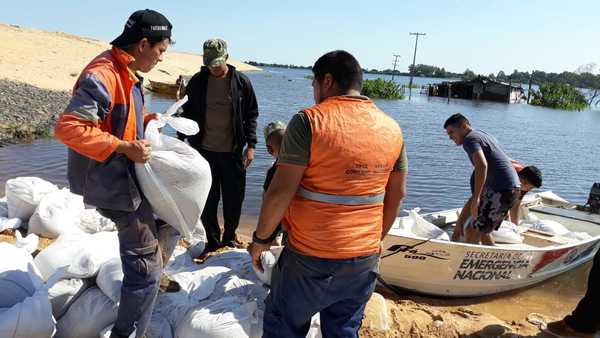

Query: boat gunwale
387,208,600,253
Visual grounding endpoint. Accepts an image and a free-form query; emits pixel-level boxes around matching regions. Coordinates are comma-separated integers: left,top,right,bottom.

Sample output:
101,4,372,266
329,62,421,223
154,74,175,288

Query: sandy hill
0,23,260,92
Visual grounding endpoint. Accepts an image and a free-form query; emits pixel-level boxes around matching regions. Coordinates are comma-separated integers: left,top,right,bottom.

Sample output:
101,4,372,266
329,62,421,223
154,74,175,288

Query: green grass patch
530,83,588,111
362,78,404,100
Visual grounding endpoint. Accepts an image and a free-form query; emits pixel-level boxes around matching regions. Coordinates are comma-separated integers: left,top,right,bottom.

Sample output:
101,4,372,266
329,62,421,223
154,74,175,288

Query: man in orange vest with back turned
249,50,407,337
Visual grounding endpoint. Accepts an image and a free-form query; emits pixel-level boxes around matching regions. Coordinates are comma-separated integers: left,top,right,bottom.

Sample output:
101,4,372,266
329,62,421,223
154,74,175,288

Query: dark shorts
471,187,520,234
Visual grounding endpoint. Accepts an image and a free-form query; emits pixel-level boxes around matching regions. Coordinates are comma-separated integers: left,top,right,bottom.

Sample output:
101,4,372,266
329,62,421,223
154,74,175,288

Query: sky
1,0,599,75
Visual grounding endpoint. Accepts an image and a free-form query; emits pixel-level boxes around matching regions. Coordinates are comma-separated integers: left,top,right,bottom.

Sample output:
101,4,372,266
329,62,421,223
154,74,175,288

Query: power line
391,54,401,81
408,32,426,100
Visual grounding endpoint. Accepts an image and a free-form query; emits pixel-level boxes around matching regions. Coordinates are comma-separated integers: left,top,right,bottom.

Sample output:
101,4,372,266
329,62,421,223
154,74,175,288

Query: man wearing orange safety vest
54,10,176,338
249,50,407,337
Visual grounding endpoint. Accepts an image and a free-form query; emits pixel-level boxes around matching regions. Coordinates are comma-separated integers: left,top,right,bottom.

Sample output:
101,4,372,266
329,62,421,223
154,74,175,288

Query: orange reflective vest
283,96,404,259
54,47,151,211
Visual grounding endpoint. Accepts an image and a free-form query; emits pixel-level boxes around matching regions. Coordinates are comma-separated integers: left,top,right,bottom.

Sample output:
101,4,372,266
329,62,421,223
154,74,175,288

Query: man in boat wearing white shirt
508,161,543,224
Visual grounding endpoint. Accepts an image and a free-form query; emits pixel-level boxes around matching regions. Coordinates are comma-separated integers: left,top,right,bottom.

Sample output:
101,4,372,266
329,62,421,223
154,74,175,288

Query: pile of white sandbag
1,235,317,338
0,243,56,338
2,176,116,239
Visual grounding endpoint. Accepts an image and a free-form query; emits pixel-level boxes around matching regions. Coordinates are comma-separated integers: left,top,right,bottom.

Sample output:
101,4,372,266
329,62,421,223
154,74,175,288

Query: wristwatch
252,231,271,245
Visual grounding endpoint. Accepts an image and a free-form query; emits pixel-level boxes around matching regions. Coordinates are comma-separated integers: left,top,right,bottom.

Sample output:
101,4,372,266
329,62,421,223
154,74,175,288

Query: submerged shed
428,76,524,103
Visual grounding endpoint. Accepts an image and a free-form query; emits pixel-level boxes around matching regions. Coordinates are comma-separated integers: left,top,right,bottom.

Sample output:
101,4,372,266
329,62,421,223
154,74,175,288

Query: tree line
248,60,600,91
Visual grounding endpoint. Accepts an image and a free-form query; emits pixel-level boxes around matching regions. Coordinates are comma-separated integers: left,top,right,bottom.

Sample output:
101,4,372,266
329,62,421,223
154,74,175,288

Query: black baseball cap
111,9,172,47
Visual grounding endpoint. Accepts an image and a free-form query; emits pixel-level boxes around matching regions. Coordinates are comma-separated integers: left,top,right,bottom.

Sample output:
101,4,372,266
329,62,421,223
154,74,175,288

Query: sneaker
544,320,595,338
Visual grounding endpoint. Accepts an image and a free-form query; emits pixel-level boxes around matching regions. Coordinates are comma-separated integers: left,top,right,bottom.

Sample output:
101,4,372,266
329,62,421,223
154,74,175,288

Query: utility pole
527,72,533,104
408,32,426,100
391,54,401,81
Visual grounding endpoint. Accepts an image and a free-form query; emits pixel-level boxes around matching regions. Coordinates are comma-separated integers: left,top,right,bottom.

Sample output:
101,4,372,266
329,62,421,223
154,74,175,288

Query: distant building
428,76,524,103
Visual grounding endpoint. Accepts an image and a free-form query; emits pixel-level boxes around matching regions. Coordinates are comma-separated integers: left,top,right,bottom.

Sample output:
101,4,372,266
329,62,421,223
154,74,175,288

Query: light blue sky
2,1,598,75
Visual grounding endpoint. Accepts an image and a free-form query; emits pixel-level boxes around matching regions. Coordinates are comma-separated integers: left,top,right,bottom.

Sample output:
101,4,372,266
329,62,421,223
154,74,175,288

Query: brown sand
0,23,260,92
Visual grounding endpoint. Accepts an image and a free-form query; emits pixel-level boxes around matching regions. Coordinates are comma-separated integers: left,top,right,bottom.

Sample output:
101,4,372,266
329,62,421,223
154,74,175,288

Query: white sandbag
253,246,284,286
175,266,232,303
99,326,135,338
100,310,172,338
55,287,118,338
6,177,58,220
175,297,256,338
537,191,570,205
14,231,39,253
34,231,120,280
146,312,174,338
0,288,56,338
164,247,195,276
96,257,123,303
306,314,322,338
0,243,55,338
0,243,42,307
407,209,450,241
28,188,86,239
78,208,116,233
155,265,232,330
0,197,8,218
48,278,88,320
0,217,23,232
523,219,570,236
492,221,524,244
202,249,253,272
185,224,207,258
136,98,210,239
208,274,266,305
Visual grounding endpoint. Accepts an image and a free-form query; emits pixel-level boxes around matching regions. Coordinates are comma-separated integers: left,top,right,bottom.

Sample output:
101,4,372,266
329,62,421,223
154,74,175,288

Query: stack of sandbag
135,97,211,239
0,242,56,338
150,248,271,338
34,231,120,280
28,188,116,238
5,176,58,220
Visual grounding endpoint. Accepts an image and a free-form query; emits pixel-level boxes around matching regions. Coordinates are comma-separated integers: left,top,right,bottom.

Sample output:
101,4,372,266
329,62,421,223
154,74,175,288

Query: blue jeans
98,198,161,338
263,247,379,338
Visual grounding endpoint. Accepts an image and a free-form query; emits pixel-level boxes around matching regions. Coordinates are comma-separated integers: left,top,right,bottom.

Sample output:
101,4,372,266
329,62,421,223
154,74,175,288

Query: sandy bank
0,23,260,92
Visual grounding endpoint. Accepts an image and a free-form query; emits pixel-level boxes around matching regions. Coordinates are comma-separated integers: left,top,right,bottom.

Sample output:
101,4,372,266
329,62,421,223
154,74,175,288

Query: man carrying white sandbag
54,9,178,338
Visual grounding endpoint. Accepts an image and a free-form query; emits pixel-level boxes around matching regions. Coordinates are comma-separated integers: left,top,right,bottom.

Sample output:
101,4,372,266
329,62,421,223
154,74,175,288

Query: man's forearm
382,201,402,239
255,187,294,239
473,166,487,200
458,197,472,224
381,171,407,239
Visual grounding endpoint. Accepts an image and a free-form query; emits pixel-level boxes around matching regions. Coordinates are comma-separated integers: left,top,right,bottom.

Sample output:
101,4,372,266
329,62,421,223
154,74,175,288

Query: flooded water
1,67,599,322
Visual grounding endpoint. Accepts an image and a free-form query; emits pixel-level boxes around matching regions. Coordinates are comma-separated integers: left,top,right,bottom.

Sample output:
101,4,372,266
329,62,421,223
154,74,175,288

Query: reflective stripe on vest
297,186,385,206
